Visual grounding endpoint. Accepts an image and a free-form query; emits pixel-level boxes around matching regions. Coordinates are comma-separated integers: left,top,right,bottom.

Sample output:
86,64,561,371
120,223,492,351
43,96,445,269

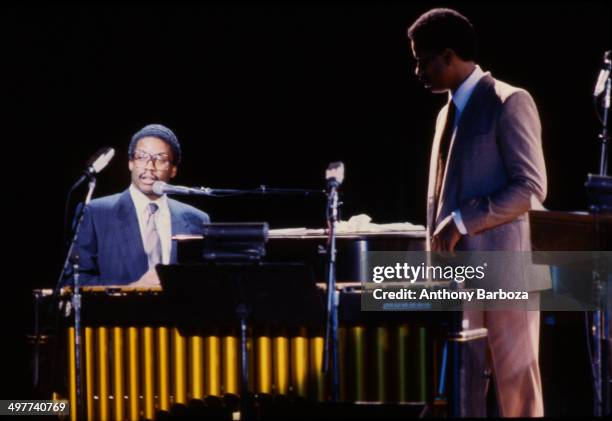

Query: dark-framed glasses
132,151,172,170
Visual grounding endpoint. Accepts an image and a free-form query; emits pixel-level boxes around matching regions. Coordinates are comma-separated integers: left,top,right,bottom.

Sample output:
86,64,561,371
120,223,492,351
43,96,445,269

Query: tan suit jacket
427,73,550,292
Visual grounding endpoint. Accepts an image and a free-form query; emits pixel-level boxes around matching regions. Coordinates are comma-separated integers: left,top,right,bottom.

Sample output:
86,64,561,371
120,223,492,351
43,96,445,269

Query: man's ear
442,48,454,65
128,160,134,172
170,165,177,179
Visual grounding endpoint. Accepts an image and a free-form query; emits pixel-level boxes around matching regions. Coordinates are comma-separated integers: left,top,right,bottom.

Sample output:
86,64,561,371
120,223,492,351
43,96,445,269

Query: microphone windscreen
91,148,115,173
326,161,345,185
152,181,166,196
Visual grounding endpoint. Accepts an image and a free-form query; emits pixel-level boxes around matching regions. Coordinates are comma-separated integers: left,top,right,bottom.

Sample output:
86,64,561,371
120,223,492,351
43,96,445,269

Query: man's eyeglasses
132,151,172,170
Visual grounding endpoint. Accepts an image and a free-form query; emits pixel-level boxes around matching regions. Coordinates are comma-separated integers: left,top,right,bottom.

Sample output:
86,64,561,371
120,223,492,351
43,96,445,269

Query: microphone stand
586,63,612,417
49,175,97,420
323,182,341,401
593,73,611,417
173,185,324,197
599,76,611,176
71,177,96,421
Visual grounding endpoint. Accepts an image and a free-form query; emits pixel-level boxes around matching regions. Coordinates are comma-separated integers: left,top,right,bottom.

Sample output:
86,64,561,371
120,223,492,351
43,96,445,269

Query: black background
2,1,610,414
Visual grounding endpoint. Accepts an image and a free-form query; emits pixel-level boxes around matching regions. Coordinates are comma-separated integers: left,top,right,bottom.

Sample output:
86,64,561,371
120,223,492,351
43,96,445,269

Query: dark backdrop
2,1,610,412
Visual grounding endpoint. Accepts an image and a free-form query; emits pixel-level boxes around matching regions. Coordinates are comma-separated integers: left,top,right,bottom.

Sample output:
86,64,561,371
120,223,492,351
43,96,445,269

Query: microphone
84,147,115,177
594,50,611,97
325,161,345,190
152,181,208,196
66,147,115,240
74,147,115,186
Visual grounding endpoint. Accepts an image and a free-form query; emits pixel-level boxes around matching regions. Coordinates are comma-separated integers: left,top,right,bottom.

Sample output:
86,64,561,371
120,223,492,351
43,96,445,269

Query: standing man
73,124,210,286
408,8,548,417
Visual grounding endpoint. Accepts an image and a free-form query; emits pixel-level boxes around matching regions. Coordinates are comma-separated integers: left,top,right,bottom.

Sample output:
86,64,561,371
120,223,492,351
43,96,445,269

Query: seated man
71,124,209,286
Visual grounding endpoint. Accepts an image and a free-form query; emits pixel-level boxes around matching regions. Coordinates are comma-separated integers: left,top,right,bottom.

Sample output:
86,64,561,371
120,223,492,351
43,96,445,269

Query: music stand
156,262,324,420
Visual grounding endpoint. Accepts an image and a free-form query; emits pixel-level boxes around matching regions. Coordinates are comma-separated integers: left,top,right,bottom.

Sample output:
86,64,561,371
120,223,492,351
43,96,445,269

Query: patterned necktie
434,100,457,218
144,202,162,268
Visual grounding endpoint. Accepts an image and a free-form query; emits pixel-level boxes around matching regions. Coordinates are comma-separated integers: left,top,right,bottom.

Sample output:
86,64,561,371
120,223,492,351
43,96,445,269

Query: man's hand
432,215,462,252
129,268,161,288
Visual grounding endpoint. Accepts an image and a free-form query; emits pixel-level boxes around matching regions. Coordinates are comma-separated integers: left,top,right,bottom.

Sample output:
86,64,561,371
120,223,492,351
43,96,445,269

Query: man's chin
135,183,157,196
429,86,448,94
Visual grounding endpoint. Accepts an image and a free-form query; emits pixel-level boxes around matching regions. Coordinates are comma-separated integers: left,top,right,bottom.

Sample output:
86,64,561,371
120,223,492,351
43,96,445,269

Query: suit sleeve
72,204,101,285
200,210,210,225
459,90,547,236
184,208,210,232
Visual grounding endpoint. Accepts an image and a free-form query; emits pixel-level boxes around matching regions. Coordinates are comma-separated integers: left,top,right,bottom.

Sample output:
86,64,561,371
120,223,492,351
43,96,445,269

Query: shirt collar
450,65,485,113
129,183,169,215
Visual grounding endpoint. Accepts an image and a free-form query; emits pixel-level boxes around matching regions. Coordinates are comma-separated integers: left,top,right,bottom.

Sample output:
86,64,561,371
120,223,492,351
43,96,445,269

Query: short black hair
128,124,182,165
407,8,477,61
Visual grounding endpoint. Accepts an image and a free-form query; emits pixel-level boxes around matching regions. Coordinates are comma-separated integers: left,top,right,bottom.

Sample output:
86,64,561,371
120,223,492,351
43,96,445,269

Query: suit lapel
116,189,148,281
168,199,191,264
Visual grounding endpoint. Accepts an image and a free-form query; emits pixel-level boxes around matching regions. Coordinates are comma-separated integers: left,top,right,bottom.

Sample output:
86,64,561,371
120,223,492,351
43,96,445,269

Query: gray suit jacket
427,73,550,291
72,189,210,285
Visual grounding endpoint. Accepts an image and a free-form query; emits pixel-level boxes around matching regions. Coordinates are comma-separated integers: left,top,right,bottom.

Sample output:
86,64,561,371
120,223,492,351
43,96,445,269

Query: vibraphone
34,284,485,420
33,232,488,419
